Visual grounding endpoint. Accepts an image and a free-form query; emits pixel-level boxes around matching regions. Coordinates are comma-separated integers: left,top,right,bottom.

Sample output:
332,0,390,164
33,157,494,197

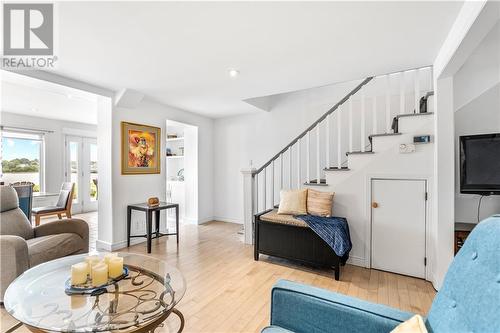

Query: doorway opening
1,70,112,251
165,120,199,225
65,135,98,214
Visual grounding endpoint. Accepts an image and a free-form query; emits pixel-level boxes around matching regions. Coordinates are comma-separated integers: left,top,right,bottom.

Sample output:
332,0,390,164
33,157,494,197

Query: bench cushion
260,209,308,228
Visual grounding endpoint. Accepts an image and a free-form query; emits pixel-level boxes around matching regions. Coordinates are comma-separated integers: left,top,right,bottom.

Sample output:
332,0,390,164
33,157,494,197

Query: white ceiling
49,2,462,118
1,71,98,124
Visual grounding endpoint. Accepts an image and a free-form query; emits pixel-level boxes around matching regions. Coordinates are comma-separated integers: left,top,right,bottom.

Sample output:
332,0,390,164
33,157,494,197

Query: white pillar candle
104,253,118,264
84,256,101,275
91,263,108,287
71,262,89,285
108,257,124,279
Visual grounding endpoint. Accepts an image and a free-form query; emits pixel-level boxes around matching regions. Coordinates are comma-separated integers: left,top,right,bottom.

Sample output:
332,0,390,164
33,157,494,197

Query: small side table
455,222,476,255
127,202,179,253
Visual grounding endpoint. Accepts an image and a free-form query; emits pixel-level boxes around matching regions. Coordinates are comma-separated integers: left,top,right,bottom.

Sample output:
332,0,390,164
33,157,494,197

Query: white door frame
82,137,98,212
366,175,431,280
65,135,98,213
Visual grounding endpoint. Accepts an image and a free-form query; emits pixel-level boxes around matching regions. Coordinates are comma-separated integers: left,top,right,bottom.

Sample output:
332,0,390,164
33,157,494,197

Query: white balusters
262,168,266,210
245,67,435,247
360,91,366,152
271,161,274,208
316,125,320,182
254,174,260,214
288,146,292,189
280,153,283,191
326,115,330,168
399,71,405,115
306,131,310,183
414,69,420,114
297,139,301,188
337,106,342,169
385,75,391,133
348,97,353,152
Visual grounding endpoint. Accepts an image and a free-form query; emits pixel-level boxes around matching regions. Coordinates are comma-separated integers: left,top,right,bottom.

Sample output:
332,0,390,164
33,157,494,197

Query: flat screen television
460,133,500,195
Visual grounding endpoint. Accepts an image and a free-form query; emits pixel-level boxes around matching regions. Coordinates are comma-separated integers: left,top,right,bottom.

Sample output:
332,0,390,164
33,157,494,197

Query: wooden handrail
253,76,373,175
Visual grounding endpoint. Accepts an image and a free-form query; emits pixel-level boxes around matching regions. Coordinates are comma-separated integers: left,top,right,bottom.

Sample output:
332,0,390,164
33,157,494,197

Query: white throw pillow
277,189,308,215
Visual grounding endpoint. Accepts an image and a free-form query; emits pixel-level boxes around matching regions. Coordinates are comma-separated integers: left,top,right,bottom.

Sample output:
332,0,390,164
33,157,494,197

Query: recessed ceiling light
228,69,240,78
31,108,37,112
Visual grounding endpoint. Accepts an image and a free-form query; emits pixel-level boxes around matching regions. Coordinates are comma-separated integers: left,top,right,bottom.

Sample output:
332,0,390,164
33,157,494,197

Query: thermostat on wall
413,135,432,144
399,143,416,153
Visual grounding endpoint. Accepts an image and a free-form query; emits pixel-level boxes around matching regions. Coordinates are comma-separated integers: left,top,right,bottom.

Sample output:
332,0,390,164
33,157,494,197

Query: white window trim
1,130,46,192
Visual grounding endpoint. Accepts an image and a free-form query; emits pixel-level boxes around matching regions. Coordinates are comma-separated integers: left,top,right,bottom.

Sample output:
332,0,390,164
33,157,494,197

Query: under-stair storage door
371,179,426,278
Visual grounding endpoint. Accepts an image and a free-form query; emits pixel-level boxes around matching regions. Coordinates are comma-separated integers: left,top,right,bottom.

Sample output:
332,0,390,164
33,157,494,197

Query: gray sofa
0,186,89,301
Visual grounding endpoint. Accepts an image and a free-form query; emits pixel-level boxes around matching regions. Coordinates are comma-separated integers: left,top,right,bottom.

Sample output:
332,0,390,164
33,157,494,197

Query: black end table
127,202,179,253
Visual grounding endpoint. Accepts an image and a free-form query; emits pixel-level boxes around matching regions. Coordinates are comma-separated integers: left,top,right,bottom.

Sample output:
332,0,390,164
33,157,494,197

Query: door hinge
424,257,427,266
425,192,428,201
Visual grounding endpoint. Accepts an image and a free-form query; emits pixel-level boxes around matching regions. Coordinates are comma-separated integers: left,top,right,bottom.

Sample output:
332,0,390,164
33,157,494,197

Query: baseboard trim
198,216,215,224
212,216,243,224
346,255,365,267
95,240,112,251
97,238,146,251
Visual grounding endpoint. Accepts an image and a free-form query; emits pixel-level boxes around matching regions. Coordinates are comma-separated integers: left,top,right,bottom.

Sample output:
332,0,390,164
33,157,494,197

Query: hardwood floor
1,219,436,333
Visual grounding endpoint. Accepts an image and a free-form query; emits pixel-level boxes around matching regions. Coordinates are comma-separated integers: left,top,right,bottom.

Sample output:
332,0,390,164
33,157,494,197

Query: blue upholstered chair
11,182,34,223
263,215,500,333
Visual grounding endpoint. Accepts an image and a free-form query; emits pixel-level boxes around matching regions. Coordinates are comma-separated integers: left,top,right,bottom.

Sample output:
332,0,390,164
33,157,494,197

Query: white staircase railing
242,66,433,244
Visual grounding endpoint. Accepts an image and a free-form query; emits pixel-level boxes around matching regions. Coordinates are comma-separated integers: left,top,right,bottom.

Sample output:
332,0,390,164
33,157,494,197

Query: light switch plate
399,143,416,153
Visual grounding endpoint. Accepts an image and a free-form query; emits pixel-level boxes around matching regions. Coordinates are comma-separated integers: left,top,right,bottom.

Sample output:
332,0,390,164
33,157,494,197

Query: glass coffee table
4,253,186,333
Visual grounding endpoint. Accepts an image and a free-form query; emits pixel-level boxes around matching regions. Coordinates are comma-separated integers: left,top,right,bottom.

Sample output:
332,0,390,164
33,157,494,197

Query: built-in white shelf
166,137,184,142
167,155,184,159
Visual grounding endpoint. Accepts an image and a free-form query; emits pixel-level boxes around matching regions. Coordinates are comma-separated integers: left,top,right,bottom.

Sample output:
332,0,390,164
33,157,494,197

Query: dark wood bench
254,209,346,280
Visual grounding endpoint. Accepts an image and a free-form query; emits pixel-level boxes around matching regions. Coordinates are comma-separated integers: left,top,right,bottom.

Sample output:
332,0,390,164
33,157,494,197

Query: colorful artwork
121,122,161,174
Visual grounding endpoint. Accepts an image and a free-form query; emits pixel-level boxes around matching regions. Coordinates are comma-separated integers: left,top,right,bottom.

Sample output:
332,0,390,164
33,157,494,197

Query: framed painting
121,121,161,175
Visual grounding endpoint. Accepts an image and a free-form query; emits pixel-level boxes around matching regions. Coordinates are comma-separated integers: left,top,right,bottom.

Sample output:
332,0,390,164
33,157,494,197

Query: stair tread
369,132,402,138
396,112,434,119
304,179,328,186
324,167,351,171
346,151,374,155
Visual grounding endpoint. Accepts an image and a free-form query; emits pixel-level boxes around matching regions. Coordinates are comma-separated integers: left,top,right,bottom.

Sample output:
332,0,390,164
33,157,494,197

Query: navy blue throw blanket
294,215,352,259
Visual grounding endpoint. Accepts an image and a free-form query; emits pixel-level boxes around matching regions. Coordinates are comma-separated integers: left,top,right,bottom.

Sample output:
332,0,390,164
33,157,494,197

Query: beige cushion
27,233,85,267
0,186,19,212
260,209,308,227
277,189,307,215
307,189,334,217
391,315,428,333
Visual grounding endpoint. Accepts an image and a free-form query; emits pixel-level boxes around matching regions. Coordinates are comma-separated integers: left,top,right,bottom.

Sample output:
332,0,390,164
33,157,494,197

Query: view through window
1,131,44,192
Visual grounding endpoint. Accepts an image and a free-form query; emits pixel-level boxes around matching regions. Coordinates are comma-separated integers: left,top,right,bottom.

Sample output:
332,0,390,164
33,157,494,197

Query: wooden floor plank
0,215,436,333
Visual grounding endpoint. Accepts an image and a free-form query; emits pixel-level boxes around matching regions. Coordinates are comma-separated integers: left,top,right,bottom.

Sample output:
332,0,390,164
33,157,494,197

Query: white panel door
65,136,98,214
371,179,426,278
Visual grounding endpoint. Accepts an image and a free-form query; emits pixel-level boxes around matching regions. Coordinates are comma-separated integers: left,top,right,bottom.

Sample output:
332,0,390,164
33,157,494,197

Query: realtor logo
2,3,56,69
3,3,53,55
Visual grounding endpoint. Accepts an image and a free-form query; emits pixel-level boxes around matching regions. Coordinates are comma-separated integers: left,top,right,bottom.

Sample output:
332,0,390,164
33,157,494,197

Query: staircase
242,66,435,249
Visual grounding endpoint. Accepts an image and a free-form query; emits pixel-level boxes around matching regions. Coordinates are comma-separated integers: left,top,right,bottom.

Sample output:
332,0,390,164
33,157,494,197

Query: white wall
213,80,361,224
454,21,500,223
321,114,435,269
214,69,433,224
0,112,97,193
431,0,497,290
109,98,214,249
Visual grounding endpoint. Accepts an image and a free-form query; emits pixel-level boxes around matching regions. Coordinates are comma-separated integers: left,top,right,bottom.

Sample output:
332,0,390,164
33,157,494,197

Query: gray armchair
0,186,89,301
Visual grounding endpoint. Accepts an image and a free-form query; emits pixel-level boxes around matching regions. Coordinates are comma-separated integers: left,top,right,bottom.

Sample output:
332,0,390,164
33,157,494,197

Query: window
1,130,45,192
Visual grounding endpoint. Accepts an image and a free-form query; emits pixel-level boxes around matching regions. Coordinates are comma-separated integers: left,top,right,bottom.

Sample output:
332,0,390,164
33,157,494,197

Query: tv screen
460,133,500,195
